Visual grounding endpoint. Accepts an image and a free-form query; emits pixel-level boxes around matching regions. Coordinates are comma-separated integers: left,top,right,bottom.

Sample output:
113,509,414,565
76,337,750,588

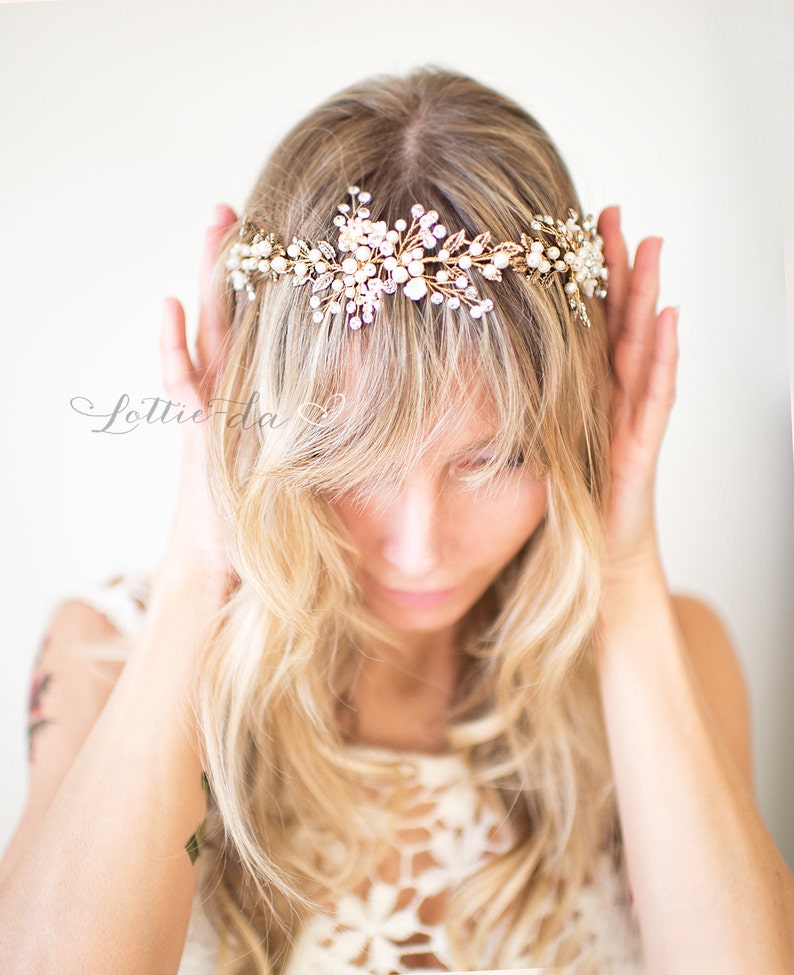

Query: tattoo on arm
27,636,53,764
185,771,212,865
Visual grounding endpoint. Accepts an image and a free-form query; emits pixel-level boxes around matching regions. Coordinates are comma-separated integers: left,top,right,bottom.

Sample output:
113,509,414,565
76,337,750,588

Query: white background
1,0,792,871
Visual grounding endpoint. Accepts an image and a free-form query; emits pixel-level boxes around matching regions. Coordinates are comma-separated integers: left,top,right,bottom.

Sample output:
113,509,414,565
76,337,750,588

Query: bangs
249,264,552,501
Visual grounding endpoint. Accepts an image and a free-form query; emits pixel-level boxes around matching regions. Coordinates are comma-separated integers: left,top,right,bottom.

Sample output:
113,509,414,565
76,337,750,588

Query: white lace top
65,572,647,975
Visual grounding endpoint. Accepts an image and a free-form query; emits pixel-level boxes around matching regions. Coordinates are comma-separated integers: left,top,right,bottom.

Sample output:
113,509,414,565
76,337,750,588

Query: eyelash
460,452,525,471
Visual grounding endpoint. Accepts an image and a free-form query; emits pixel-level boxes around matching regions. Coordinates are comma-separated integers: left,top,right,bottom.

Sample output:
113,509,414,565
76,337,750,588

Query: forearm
0,564,226,974
596,559,794,974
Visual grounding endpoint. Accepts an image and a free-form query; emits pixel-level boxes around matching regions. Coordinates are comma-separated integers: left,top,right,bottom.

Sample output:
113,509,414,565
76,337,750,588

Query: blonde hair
190,65,624,972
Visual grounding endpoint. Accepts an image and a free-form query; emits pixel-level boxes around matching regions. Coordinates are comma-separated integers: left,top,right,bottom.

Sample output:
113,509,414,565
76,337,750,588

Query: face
327,401,548,647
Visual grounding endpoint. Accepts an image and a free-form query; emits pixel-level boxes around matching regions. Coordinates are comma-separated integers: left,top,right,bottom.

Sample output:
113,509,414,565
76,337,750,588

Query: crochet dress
63,572,647,974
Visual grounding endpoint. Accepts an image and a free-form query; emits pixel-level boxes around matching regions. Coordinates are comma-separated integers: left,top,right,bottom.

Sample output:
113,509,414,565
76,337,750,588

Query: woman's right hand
157,203,239,589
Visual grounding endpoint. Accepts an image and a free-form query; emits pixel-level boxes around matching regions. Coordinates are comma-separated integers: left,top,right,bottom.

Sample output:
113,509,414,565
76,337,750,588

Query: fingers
196,203,238,378
611,236,663,408
635,305,679,459
159,296,199,409
597,206,629,348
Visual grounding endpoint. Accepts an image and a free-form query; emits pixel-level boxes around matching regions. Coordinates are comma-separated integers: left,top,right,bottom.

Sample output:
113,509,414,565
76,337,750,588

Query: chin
368,586,476,630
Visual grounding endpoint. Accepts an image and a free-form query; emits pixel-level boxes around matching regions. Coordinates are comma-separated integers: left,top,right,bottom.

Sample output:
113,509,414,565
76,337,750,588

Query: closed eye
458,451,525,471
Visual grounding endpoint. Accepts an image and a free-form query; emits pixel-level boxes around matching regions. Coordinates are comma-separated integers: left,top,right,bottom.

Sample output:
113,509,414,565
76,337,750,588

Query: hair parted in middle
190,64,626,974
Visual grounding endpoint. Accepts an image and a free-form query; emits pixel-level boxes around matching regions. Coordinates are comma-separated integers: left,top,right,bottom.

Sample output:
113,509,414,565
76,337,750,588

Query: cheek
519,478,548,528
476,479,547,552
328,496,374,548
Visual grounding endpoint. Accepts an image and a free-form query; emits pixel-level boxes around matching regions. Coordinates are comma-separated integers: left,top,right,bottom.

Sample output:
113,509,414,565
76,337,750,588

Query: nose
380,472,443,580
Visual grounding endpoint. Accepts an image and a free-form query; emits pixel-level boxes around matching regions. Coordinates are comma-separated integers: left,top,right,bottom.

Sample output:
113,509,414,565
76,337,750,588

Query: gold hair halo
226,186,608,329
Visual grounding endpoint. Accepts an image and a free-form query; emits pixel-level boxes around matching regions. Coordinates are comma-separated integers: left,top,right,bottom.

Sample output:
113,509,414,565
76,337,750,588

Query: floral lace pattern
281,746,515,974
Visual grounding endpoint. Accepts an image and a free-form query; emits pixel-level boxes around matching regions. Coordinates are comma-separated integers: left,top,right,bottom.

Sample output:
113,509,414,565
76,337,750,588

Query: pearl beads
226,187,607,331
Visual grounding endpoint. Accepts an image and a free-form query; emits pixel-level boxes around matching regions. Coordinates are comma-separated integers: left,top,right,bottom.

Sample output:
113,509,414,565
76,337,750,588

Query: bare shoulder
669,592,754,792
26,599,128,800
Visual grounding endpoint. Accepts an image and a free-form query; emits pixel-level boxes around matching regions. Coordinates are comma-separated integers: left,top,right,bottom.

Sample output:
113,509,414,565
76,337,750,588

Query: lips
379,586,458,609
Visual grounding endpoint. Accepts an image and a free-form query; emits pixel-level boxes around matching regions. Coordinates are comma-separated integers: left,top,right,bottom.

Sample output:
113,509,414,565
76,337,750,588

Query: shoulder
39,597,130,675
27,598,127,795
669,592,753,791
45,597,126,646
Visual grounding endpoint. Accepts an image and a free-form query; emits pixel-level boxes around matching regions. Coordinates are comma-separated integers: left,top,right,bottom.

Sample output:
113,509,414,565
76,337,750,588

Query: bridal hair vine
226,185,608,330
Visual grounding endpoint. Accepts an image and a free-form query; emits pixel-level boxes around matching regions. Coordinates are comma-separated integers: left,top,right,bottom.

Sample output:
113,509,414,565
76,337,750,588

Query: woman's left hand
595,206,680,584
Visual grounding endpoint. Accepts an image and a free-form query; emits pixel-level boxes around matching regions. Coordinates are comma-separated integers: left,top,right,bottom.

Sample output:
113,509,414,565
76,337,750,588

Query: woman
1,66,792,974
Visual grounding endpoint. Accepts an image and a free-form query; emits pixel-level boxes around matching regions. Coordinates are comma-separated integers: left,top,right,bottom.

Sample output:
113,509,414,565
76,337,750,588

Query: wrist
603,521,664,585
598,548,669,627
154,544,236,596
122,556,233,712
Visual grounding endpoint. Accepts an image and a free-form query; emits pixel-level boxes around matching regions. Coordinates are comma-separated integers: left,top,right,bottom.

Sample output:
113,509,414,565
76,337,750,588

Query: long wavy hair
183,65,629,973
